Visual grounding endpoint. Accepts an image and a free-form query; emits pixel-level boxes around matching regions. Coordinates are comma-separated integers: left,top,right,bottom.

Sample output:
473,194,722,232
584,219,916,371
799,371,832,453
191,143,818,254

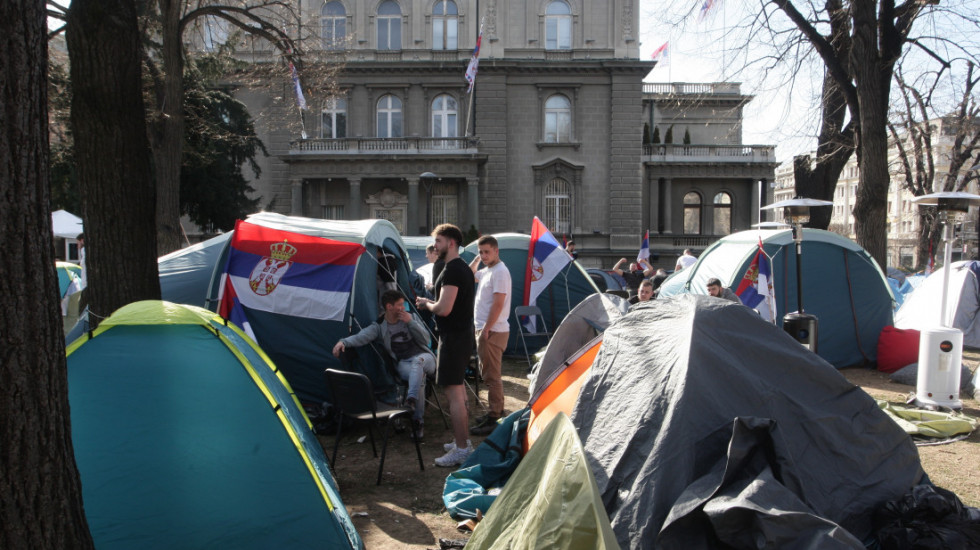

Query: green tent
464,233,600,355
465,413,619,550
67,301,363,550
658,228,894,367
56,261,82,298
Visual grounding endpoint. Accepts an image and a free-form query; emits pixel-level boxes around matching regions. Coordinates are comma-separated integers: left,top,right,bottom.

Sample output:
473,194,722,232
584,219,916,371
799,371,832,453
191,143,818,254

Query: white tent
52,210,84,261
894,261,980,347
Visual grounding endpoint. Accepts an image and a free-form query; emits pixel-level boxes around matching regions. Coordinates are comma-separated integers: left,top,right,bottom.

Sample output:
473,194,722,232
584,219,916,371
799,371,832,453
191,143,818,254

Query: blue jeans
396,353,436,421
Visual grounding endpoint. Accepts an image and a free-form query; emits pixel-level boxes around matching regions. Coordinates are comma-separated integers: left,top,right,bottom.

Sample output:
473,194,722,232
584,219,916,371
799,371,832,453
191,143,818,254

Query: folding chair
323,368,424,485
514,305,552,370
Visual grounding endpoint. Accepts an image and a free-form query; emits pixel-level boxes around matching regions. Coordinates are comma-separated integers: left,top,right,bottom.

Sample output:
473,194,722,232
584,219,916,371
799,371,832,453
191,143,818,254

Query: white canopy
52,210,84,239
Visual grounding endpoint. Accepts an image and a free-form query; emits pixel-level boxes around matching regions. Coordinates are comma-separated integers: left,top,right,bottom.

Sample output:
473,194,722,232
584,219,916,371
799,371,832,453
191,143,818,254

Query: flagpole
465,80,476,137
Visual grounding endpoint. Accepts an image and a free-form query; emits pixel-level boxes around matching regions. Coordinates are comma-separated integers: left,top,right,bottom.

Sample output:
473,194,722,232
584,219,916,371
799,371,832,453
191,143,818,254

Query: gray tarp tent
572,295,924,548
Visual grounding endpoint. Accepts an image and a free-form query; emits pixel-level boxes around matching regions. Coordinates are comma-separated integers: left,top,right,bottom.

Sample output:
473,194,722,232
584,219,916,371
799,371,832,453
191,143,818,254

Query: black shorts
436,332,473,386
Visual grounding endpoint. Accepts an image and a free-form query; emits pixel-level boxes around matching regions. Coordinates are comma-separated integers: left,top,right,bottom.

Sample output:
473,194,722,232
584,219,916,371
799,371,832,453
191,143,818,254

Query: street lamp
911,191,980,410
762,197,833,352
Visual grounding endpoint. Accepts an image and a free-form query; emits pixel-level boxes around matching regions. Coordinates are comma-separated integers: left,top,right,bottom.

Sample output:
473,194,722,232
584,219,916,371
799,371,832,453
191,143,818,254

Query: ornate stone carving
367,187,405,209
622,1,633,40
486,0,497,36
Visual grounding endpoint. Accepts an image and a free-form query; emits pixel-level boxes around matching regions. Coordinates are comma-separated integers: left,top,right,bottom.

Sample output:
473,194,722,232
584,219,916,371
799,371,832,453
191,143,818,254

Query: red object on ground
877,326,920,373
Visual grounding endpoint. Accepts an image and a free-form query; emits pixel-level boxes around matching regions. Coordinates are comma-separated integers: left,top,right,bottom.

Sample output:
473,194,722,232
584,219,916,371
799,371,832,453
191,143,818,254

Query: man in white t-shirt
415,243,438,291
675,248,698,271
468,235,511,435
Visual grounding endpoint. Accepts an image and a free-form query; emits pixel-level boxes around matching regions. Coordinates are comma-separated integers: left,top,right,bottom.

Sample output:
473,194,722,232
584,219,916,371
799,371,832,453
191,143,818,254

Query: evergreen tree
652,126,661,144
664,125,674,144
683,128,691,145
642,123,651,145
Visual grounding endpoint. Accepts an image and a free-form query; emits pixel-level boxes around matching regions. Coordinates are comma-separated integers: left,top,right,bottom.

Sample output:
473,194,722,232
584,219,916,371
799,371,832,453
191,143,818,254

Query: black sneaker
469,415,500,436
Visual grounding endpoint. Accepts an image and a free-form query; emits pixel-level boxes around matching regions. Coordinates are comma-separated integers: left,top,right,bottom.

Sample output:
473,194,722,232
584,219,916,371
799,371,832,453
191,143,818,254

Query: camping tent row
658,228,895,368
895,260,980,347
156,214,599,403
67,301,362,549
463,295,926,549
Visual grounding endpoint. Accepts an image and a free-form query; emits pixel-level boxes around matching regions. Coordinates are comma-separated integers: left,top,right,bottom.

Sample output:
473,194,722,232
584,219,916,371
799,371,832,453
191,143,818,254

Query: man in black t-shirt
416,223,476,467
613,257,655,298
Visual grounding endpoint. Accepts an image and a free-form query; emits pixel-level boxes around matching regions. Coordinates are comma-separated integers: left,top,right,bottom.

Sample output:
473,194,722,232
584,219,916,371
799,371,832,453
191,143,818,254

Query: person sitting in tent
629,280,655,306
332,290,435,438
613,257,654,298
706,278,739,303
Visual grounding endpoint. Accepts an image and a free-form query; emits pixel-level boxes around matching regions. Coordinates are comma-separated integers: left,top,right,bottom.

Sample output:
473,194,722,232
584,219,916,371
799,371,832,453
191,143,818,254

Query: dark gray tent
572,295,924,548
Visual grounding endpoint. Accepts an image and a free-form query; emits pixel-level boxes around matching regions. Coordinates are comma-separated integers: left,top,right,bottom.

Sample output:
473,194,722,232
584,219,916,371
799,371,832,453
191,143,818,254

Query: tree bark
150,0,186,255
67,0,161,325
0,0,94,547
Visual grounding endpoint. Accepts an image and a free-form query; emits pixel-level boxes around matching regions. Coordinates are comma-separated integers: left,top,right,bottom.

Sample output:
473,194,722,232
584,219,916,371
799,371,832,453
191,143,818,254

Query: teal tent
158,232,232,307
56,261,81,298
464,233,600,355
658,228,894,367
67,301,363,550
206,212,417,403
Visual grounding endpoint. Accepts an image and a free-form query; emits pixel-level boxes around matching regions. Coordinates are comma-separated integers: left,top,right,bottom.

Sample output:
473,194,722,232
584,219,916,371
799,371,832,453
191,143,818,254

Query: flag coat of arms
523,217,571,331
735,240,776,322
218,220,364,337
464,25,483,93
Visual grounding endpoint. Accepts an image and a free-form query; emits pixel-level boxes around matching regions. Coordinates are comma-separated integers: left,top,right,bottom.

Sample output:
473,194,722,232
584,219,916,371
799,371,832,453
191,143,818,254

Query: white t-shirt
416,262,434,286
474,262,512,332
676,253,697,270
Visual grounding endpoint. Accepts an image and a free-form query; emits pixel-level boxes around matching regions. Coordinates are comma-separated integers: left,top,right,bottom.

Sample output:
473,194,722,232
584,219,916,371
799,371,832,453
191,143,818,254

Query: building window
432,0,458,50
320,97,347,138
376,95,403,138
322,204,345,220
683,192,702,234
377,0,402,50
544,94,571,143
544,178,571,234
431,182,458,226
321,1,346,49
545,0,572,50
713,192,732,235
431,94,458,138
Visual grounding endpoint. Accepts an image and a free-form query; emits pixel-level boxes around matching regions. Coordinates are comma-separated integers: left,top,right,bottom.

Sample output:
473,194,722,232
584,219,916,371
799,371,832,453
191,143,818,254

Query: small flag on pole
651,42,669,66
464,24,484,93
289,60,307,111
522,217,571,332
735,238,777,323
637,230,650,264
698,0,721,21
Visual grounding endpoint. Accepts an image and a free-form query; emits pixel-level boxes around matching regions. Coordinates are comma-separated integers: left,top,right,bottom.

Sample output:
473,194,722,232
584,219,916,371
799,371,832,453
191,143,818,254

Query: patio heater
762,197,833,352
910,191,980,410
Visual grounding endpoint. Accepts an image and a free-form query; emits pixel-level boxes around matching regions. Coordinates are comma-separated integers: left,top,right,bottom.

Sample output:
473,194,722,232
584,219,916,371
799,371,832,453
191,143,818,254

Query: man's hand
416,296,431,310
397,310,412,324
480,329,491,341
332,341,345,357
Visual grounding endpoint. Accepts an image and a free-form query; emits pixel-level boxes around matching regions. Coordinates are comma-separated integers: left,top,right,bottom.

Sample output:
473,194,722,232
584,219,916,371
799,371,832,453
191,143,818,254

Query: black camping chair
514,305,552,371
323,368,424,485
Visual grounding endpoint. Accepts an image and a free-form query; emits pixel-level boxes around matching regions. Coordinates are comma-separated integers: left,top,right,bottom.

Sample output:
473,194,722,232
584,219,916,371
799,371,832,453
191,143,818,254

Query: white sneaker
443,439,473,452
435,444,473,467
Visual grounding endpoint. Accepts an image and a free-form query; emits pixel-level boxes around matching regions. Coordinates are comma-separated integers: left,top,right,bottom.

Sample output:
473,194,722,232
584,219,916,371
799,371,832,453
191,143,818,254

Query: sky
637,0,980,165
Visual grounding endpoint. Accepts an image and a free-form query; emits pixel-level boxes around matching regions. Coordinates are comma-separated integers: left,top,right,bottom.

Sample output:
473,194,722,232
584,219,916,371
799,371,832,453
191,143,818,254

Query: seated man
332,290,435,438
629,279,655,306
706,278,740,303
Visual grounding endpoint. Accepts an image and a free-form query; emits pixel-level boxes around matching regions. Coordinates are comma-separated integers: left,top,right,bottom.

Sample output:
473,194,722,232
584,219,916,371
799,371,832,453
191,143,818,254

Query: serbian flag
651,42,669,66
464,24,484,93
522,217,571,331
218,220,364,339
735,239,776,323
289,60,307,110
698,0,720,21
637,230,650,264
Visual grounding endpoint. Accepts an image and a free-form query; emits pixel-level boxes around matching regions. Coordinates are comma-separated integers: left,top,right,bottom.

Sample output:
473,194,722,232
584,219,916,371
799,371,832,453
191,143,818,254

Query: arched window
544,178,571,234
320,97,347,138
432,0,458,50
321,1,346,49
713,192,732,235
683,192,702,235
544,94,571,143
377,1,402,50
545,0,572,50
376,95,403,138
431,94,458,138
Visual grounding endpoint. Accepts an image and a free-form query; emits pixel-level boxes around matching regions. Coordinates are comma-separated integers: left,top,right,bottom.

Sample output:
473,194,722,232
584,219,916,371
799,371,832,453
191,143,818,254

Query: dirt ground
319,355,980,550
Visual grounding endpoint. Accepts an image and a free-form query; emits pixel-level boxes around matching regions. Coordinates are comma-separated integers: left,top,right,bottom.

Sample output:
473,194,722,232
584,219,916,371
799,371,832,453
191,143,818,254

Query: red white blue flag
218,220,364,338
522,217,571,332
637,230,650,264
698,0,721,21
735,239,776,322
464,24,484,93
651,42,669,66
289,60,307,110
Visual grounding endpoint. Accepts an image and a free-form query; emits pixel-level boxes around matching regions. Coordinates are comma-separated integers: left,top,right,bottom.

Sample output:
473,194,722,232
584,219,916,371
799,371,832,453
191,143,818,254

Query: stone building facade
220,0,776,267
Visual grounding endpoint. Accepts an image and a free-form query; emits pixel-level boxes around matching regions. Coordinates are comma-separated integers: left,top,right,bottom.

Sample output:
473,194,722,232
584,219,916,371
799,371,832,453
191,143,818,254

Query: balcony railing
290,136,480,154
643,82,742,95
643,144,775,163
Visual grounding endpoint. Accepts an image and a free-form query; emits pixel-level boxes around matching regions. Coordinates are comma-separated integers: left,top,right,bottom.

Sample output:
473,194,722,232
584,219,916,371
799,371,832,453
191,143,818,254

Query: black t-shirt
622,270,646,292
434,257,475,333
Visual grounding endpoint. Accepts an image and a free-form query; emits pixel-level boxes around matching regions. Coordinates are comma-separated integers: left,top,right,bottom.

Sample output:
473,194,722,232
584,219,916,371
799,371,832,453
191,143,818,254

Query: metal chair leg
410,417,425,472
377,417,394,485
367,422,378,458
331,414,344,469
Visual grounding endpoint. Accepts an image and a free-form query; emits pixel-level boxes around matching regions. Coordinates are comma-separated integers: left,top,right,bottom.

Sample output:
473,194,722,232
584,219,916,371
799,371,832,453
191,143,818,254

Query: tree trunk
151,0,186,255
67,0,161,325
850,0,891,270
0,0,94,547
915,213,940,271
